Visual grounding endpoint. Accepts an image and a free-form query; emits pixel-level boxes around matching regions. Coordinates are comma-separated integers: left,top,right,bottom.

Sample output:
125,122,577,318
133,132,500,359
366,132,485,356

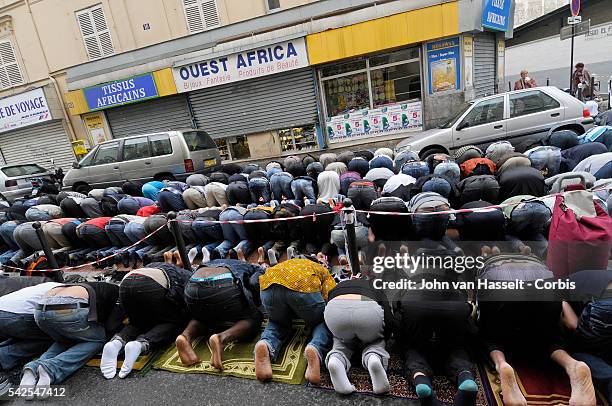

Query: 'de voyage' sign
173,38,309,92
84,73,159,111
0,88,51,133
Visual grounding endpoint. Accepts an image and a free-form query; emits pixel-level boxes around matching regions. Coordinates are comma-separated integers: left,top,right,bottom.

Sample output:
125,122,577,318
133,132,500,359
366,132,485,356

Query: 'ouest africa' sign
173,38,310,93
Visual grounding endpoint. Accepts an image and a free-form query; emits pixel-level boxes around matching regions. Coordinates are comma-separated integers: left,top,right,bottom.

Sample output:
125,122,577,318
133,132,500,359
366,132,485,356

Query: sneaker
267,249,278,266
286,247,296,260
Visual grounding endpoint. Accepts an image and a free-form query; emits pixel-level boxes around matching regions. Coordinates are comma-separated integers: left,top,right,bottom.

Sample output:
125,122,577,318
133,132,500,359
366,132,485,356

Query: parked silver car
395,87,595,159
0,163,53,202
63,129,221,193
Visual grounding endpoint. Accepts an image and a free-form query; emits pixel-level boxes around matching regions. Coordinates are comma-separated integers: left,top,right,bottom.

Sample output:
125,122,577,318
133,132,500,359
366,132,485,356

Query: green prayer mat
154,321,308,385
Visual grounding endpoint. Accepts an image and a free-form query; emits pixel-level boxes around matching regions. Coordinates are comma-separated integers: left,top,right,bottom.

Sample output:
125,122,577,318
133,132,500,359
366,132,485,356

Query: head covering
325,162,348,175
394,150,419,172
317,171,341,200
229,174,248,183
336,151,355,165
306,162,324,180
319,153,338,168
374,147,394,159
354,150,375,161
186,174,208,187
302,156,316,167
454,145,483,165
348,157,369,178
422,177,452,198
408,192,450,239
485,141,515,165
498,166,547,201
243,163,261,175
286,162,306,177
433,161,460,186
283,156,301,168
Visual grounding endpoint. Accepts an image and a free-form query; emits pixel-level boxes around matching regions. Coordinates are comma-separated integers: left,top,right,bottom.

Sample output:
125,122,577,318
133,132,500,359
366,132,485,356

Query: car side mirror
456,121,470,131
72,162,81,169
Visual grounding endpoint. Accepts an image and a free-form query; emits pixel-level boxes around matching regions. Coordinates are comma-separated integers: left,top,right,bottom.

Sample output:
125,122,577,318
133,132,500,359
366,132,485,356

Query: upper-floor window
266,0,281,12
0,39,23,89
76,4,115,60
183,0,221,34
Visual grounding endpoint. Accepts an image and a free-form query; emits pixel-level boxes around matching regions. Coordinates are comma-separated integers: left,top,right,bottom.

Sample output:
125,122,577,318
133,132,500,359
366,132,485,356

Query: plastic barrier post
32,222,63,282
342,198,361,276
167,212,191,271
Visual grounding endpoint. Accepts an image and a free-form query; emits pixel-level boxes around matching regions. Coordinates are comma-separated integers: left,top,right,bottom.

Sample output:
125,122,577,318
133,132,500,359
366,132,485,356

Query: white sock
188,247,199,264
327,355,355,395
287,247,296,260
100,339,123,379
366,354,389,394
19,369,37,401
201,247,211,263
119,341,143,378
267,249,278,266
35,366,52,399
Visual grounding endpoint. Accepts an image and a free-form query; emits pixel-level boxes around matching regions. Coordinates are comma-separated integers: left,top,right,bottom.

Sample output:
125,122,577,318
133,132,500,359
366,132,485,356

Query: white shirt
573,152,612,175
0,282,61,315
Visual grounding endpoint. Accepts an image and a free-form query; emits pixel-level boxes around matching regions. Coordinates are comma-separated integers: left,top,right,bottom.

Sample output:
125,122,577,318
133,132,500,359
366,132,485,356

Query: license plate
204,159,216,167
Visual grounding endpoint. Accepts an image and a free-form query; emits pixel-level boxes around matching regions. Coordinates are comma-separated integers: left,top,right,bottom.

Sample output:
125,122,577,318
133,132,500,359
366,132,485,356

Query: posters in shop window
426,37,461,94
327,102,422,144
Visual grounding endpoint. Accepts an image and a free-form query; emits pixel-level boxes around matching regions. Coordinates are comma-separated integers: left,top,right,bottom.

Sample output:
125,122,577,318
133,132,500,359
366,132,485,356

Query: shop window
92,142,119,166
279,126,317,152
149,134,173,156
76,4,115,60
230,135,250,160
320,47,421,118
122,137,150,161
183,0,220,34
0,40,23,89
215,138,230,161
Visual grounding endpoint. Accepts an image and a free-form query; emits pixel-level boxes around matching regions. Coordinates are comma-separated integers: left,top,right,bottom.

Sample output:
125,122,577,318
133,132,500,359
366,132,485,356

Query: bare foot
257,247,265,264
237,249,246,262
498,362,527,406
254,341,273,382
304,345,321,386
338,255,348,266
377,243,386,258
518,244,532,255
163,251,173,264
174,251,183,268
568,361,596,406
481,246,491,256
491,246,501,255
175,335,199,366
208,334,224,370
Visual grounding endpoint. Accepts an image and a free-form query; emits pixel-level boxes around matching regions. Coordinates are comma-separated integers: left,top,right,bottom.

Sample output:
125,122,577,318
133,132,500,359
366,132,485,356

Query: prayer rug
311,355,490,406
153,321,308,385
86,350,160,376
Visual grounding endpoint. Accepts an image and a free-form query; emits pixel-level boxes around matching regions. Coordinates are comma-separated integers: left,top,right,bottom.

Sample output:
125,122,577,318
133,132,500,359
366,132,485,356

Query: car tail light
583,107,590,118
4,180,17,187
184,159,194,172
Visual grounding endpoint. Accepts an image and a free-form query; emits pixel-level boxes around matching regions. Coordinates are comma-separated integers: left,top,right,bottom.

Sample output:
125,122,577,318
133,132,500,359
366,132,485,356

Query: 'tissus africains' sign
173,38,309,92
84,73,159,110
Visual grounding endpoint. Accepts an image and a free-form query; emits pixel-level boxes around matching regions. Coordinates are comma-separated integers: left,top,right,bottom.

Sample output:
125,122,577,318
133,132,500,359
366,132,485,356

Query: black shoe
228,249,238,260
209,249,221,261
122,252,130,268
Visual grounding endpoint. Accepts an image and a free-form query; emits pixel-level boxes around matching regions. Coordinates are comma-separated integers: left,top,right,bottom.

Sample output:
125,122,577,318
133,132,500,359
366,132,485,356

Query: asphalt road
5,367,418,406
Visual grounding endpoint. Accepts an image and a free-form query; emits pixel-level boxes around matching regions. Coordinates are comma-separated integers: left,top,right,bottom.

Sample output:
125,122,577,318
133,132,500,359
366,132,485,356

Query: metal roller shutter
473,33,496,97
0,120,76,171
188,68,318,139
106,95,194,138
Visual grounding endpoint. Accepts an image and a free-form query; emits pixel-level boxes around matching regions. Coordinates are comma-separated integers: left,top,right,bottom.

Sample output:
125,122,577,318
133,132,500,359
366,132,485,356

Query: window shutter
183,0,219,33
201,0,220,29
0,40,23,89
183,0,204,33
76,5,115,61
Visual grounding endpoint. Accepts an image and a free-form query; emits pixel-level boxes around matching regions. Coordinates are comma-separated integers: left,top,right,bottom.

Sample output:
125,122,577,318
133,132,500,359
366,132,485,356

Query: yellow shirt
259,258,336,300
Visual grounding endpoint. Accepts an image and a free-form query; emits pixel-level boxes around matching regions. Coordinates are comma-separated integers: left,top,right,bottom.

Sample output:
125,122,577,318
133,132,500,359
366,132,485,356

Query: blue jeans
270,173,294,201
401,161,430,179
526,146,562,176
291,178,316,202
0,311,51,370
25,299,106,384
249,178,272,203
0,221,19,250
258,285,332,362
216,209,252,257
105,222,131,247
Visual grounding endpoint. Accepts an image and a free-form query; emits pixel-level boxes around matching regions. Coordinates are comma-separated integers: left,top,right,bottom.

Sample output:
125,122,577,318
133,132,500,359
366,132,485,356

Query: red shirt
81,217,112,228
137,205,161,217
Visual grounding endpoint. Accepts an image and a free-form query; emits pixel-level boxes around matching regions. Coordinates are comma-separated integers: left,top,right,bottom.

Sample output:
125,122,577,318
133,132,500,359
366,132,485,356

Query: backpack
456,175,500,205
460,158,496,178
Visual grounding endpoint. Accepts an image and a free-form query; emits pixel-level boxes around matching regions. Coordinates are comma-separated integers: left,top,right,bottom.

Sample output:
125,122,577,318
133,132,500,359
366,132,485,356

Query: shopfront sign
84,73,159,111
0,88,51,133
173,38,309,92
326,102,422,144
427,37,461,94
482,0,512,32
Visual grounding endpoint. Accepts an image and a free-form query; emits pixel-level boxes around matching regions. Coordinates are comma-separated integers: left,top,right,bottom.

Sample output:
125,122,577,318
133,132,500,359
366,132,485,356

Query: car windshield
183,131,217,151
438,102,473,129
1,164,47,177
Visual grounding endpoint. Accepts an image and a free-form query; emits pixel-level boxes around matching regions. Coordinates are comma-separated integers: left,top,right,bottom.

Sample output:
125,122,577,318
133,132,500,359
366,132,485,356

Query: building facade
0,0,515,167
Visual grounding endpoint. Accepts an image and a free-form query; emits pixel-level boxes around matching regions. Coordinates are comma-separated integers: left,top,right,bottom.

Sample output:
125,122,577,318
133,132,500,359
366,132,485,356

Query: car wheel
74,184,92,194
419,147,447,161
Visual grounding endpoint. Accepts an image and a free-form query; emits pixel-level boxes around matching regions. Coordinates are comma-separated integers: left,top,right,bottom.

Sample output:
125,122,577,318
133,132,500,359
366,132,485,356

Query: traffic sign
560,19,590,40
570,0,580,17
568,16,582,25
